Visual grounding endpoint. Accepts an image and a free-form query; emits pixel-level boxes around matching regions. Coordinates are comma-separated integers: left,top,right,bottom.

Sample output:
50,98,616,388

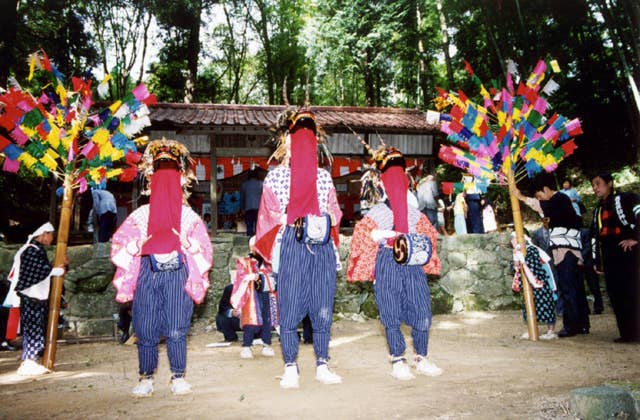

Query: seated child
231,237,277,358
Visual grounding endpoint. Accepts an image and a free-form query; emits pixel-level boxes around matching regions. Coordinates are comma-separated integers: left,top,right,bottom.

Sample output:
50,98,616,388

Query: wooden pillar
132,180,139,211
209,133,218,236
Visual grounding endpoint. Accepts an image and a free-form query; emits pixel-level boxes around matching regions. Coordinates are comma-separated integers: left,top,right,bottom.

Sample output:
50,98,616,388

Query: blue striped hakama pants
132,256,193,378
373,247,432,358
277,227,337,365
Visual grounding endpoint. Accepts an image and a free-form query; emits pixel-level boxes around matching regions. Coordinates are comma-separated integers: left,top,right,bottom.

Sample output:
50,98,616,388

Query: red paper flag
560,139,578,156
125,150,143,165
450,105,464,121
458,90,469,104
118,164,138,182
142,94,157,105
464,60,474,76
41,51,53,71
436,87,449,98
0,134,12,151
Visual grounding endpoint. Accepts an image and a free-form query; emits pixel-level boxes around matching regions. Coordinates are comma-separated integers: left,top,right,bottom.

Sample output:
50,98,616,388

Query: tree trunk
482,2,506,79
184,0,202,103
435,0,453,88
253,0,275,104
364,50,375,107
136,12,153,86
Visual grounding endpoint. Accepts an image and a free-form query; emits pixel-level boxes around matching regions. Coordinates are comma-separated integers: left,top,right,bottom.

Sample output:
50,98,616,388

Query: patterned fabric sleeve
346,216,379,282
181,210,213,304
16,245,51,293
327,183,343,247
110,209,144,303
416,214,441,276
230,257,256,309
255,184,284,263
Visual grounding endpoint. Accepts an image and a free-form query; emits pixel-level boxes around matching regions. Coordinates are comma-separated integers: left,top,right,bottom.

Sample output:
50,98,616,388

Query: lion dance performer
347,146,443,380
254,109,343,389
111,139,212,396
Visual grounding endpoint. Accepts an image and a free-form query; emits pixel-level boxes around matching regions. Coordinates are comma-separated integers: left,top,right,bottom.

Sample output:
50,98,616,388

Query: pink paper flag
533,97,548,114
2,158,20,173
533,60,546,76
88,115,101,125
131,84,150,101
440,121,453,135
10,127,29,146
80,141,96,157
17,100,33,112
77,177,88,194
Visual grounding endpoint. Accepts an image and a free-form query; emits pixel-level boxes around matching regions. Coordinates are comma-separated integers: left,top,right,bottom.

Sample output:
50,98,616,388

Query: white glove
126,240,141,256
243,273,258,283
370,229,397,242
513,250,525,264
171,228,201,253
50,267,65,277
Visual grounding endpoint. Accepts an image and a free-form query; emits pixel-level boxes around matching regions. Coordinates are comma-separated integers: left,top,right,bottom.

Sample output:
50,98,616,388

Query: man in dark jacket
519,175,590,337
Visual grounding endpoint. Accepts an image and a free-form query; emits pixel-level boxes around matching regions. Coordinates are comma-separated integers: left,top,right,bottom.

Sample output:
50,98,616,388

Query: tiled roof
150,103,439,133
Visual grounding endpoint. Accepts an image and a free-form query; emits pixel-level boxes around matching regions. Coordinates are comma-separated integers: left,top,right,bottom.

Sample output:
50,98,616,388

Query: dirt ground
0,310,638,420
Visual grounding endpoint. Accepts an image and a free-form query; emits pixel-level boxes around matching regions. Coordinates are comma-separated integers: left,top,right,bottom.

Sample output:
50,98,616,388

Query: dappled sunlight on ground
433,311,498,331
328,331,375,348
0,311,637,419
0,369,109,386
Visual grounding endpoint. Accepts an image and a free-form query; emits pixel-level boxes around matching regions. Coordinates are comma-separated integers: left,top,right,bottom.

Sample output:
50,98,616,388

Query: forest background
0,0,638,231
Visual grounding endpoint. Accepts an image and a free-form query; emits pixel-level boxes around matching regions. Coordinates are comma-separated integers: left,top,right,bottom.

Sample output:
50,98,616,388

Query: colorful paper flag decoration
432,58,582,183
0,50,155,189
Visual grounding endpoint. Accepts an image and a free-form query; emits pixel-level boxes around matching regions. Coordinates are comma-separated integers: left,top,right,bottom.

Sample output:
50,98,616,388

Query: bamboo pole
507,168,539,341
43,173,73,369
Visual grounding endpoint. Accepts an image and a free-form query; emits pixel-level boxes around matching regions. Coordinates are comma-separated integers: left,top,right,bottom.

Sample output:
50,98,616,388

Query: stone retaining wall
0,232,519,335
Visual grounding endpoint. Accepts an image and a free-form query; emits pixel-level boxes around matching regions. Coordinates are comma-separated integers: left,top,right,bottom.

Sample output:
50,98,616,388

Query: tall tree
3,0,98,85
85,0,154,100
435,0,454,87
150,0,212,103
312,0,404,106
219,0,250,103
241,0,308,105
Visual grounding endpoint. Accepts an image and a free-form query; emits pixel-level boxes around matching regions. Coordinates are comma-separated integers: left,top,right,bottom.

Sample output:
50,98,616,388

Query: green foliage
1,0,98,85
1,0,638,202
147,37,190,102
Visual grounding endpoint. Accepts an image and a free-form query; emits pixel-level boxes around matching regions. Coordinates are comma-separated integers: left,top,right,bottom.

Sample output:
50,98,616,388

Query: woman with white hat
5,222,65,376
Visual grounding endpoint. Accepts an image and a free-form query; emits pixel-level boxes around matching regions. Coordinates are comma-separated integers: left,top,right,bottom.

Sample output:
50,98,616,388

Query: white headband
31,222,55,238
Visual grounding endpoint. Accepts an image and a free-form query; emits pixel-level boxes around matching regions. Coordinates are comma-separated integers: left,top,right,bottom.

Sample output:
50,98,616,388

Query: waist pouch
149,253,183,272
294,214,331,245
393,233,432,266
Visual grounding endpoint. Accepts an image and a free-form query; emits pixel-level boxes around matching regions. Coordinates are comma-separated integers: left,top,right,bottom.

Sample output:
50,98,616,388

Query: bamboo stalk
42,174,73,369
507,167,539,341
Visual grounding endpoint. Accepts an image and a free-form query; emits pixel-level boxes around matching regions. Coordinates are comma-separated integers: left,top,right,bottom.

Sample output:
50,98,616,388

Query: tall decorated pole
43,173,74,367
429,58,583,341
0,51,156,368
